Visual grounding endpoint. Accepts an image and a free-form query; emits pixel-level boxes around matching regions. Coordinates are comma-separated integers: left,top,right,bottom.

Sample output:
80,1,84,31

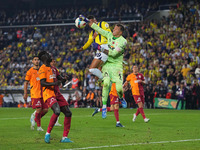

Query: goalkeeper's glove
79,14,89,23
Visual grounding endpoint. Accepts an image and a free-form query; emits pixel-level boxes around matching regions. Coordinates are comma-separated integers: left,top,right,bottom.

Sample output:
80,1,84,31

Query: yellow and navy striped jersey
82,21,111,50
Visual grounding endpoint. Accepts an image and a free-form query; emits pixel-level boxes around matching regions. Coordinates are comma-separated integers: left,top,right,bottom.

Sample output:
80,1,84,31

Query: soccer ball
75,18,86,29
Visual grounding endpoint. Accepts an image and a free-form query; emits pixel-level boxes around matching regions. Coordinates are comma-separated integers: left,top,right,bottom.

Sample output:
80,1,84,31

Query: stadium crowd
0,0,162,25
0,1,200,109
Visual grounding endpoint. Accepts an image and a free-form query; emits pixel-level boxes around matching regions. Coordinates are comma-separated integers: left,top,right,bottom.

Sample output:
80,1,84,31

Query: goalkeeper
79,15,127,118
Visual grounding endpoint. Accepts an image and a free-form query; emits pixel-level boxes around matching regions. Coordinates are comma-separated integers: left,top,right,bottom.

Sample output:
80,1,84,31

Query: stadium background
0,0,200,110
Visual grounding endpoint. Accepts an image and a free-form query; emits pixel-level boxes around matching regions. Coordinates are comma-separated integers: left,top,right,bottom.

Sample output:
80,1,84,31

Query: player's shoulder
39,64,46,71
100,21,110,29
137,73,144,77
27,67,34,73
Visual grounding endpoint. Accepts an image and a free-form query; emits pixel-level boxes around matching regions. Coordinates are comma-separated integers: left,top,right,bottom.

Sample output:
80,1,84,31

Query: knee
89,68,94,73
54,107,61,116
65,110,72,117
36,108,42,113
43,109,48,114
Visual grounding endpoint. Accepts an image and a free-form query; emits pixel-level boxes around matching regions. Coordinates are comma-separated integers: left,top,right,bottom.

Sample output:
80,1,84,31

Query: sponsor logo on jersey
108,44,114,50
35,100,41,106
49,74,56,79
36,77,40,81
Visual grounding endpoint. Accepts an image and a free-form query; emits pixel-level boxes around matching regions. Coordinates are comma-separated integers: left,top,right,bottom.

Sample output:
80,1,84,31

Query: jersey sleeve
82,31,94,50
25,69,31,81
109,39,127,58
91,23,112,39
126,74,131,82
102,21,111,32
39,67,46,80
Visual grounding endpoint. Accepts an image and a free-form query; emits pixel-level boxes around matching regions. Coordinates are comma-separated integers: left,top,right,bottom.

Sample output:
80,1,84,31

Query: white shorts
94,44,108,62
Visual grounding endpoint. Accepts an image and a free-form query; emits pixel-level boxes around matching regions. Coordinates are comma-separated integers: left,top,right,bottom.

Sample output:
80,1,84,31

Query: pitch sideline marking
60,139,200,150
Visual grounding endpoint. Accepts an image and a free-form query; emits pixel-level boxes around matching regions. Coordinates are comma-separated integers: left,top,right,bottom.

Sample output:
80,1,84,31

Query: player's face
32,57,40,66
132,66,138,74
50,59,56,66
112,25,122,37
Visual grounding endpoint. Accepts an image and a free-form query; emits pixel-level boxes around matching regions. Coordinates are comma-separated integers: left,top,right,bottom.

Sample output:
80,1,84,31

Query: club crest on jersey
36,77,40,81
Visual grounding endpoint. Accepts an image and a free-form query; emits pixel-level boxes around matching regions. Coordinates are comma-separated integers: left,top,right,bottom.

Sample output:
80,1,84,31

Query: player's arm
123,74,131,87
39,67,61,87
89,23,111,38
123,81,129,87
77,32,94,52
23,80,29,102
40,79,61,87
24,70,31,102
109,40,127,58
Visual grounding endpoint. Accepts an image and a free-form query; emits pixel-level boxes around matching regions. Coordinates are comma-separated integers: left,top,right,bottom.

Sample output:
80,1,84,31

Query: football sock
35,112,41,127
63,117,71,137
135,108,140,116
47,113,59,133
99,107,111,112
139,108,146,119
114,109,119,122
107,107,111,112
41,111,46,118
89,68,103,79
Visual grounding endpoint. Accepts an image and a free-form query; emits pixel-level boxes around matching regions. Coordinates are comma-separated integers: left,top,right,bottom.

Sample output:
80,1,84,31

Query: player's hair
32,55,39,60
38,51,47,60
116,24,125,33
132,64,138,69
88,15,95,20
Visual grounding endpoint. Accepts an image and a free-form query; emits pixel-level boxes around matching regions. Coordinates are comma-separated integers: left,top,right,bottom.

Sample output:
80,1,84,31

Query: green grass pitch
0,108,200,150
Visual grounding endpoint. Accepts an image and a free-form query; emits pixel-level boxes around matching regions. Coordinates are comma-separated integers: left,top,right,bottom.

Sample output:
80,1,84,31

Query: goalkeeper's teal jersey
91,23,127,68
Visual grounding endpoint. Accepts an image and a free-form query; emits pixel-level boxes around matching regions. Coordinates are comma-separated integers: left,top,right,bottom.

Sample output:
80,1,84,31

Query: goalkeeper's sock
139,108,146,119
135,108,140,116
63,117,71,137
114,109,119,122
47,113,58,133
35,112,41,127
89,68,103,79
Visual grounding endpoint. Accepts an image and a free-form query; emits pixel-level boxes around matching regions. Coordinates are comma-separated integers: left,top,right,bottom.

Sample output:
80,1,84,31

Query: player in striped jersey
76,15,111,80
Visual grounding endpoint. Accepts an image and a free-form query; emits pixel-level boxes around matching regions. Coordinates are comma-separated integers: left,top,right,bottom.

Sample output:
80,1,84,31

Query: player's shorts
31,98,48,109
94,44,108,62
46,95,68,108
109,94,119,105
133,95,145,104
56,93,69,107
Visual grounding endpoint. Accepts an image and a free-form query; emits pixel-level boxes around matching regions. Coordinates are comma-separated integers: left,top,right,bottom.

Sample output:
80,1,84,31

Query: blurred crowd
0,0,161,25
0,1,200,109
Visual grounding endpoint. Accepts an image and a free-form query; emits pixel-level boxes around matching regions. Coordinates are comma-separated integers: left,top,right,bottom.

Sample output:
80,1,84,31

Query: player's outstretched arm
40,79,61,87
123,81,129,88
